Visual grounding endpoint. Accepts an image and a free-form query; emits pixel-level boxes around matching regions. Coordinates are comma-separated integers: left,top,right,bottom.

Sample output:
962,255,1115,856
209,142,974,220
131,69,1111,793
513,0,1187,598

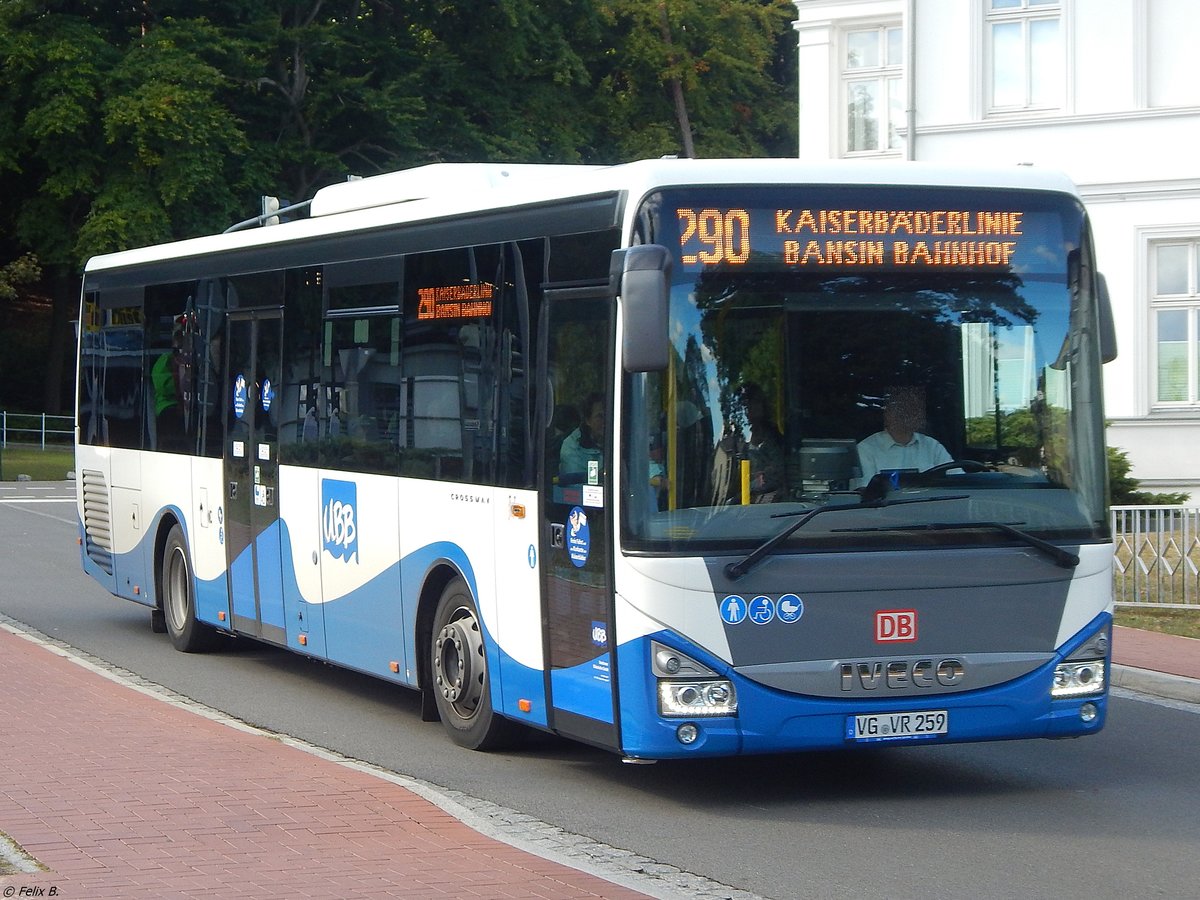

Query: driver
855,387,951,486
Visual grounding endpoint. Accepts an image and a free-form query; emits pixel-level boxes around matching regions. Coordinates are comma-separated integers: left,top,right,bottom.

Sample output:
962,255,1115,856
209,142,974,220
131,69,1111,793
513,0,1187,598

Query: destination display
676,205,1029,271
415,282,494,320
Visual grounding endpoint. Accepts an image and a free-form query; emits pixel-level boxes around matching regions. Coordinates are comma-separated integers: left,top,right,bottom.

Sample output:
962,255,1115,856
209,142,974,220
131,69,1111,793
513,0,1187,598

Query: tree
0,6,254,411
596,0,797,160
0,1,804,412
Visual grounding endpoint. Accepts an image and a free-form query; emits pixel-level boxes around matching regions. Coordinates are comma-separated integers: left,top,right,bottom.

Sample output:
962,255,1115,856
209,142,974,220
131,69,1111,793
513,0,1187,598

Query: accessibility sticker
720,595,747,625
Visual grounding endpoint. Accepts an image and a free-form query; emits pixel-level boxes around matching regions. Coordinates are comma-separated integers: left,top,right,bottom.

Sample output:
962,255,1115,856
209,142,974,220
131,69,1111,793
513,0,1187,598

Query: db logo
875,609,917,643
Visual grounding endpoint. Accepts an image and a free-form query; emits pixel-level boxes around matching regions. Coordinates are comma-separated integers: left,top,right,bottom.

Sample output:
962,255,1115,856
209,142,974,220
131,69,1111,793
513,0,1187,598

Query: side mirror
612,245,671,372
1096,273,1117,364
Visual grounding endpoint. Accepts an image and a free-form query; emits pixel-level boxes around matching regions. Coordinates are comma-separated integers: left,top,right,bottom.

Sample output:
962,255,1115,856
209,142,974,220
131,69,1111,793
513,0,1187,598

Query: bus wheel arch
159,520,216,653
415,564,458,722
150,514,181,633
423,571,520,750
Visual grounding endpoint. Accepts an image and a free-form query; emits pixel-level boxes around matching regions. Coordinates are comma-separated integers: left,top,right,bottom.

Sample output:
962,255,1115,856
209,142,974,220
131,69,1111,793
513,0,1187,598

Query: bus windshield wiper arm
834,521,1080,569
724,495,968,581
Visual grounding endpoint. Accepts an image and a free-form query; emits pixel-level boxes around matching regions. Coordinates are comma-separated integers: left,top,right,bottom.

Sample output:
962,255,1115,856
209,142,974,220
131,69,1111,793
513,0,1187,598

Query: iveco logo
840,658,966,691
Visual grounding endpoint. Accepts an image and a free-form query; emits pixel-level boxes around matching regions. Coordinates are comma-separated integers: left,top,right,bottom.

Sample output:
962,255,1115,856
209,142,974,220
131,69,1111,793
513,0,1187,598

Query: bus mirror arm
614,245,671,373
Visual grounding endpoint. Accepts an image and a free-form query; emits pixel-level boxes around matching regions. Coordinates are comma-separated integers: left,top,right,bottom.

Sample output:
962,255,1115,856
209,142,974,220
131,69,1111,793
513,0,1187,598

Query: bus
76,158,1116,760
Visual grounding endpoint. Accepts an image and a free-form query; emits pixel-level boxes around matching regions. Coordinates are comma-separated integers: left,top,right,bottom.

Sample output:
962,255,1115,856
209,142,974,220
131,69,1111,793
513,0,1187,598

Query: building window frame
841,22,904,158
985,0,1064,114
1150,237,1200,408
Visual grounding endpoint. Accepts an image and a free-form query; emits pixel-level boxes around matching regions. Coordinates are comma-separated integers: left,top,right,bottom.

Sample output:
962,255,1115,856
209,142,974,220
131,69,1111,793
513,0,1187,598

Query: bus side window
79,287,144,451
400,245,506,485
143,282,197,455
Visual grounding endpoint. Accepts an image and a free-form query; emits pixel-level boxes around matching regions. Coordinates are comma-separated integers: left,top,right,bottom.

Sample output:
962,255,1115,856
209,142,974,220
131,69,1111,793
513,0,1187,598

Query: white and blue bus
76,159,1115,759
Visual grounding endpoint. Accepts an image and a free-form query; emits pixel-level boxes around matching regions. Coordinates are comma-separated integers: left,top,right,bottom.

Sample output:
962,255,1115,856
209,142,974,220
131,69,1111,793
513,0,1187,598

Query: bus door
538,286,618,750
223,309,287,644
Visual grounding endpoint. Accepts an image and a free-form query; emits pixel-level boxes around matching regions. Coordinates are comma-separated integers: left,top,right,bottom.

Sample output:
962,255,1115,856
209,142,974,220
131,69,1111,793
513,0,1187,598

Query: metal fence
1112,505,1200,607
0,411,74,449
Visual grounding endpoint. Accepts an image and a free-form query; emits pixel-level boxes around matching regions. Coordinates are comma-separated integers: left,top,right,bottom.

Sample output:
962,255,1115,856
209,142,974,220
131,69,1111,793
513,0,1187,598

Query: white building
792,0,1200,499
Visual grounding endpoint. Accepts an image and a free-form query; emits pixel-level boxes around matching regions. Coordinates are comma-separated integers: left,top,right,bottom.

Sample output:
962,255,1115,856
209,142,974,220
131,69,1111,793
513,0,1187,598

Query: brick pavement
2,609,1197,900
0,626,649,900
1112,625,1200,681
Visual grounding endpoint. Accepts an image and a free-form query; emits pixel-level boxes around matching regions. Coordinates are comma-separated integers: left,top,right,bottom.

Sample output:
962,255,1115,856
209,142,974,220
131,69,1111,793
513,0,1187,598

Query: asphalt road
3,482,1200,900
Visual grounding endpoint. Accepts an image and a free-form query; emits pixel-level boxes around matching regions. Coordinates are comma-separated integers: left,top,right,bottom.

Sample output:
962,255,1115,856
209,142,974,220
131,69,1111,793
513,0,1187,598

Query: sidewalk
0,625,653,900
0,621,1195,900
1112,624,1200,704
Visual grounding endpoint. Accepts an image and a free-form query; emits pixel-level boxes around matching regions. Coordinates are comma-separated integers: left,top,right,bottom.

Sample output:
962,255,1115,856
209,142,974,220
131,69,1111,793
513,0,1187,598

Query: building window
1146,0,1200,108
843,24,903,155
1153,240,1200,405
987,0,1062,112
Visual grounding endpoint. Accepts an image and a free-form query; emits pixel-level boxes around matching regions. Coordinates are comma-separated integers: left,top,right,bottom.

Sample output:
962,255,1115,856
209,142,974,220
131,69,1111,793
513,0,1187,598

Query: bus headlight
651,641,737,717
1052,660,1106,698
658,680,738,717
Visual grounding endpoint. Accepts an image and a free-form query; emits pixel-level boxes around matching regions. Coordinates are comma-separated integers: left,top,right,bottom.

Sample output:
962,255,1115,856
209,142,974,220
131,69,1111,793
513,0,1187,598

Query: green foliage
965,408,1042,464
0,253,39,301
1108,445,1188,505
963,415,1187,504
0,0,801,265
597,0,797,159
0,0,803,411
0,445,74,483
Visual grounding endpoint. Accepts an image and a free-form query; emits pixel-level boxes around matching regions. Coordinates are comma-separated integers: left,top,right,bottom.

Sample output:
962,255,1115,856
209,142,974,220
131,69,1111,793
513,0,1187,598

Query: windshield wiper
723,494,968,581
834,521,1080,569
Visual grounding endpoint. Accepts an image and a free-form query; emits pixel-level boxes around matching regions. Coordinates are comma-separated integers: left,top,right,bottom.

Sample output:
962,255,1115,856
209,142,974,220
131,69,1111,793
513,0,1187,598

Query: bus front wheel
161,524,216,653
430,578,520,750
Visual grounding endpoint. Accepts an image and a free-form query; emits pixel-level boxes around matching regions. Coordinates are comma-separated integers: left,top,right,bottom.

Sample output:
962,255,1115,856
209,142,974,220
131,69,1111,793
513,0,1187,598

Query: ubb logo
591,621,607,647
322,479,358,563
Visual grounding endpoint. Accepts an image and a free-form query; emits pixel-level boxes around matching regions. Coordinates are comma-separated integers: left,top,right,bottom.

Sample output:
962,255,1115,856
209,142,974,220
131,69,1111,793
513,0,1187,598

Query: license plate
848,710,948,742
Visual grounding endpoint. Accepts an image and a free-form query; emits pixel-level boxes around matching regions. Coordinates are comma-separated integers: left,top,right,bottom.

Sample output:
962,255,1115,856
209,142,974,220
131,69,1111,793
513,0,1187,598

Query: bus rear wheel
430,578,520,750
161,523,216,653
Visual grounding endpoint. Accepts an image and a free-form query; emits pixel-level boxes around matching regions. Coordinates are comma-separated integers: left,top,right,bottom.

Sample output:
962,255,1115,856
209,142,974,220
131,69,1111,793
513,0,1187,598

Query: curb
0,614,763,900
1111,664,1200,705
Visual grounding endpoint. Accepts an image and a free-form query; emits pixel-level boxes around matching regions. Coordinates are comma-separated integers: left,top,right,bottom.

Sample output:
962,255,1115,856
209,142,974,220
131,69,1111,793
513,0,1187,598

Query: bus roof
84,158,1082,274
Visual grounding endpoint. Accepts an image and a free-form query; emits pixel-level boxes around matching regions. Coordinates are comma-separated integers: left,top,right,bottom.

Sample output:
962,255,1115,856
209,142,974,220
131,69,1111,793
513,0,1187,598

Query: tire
430,577,521,750
161,523,216,652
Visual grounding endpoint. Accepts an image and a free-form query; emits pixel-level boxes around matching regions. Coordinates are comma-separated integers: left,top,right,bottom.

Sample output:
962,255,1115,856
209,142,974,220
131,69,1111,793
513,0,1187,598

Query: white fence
1112,505,1200,608
0,412,74,449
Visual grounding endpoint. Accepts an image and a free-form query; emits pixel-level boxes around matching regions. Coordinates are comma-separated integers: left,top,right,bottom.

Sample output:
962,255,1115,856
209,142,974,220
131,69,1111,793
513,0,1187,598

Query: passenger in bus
558,392,604,483
150,322,187,451
709,386,784,504
302,403,319,441
855,387,951,486
743,385,784,502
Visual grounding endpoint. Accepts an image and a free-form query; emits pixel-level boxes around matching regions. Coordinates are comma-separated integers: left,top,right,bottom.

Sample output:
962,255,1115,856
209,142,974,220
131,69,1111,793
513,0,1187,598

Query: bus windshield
622,185,1109,554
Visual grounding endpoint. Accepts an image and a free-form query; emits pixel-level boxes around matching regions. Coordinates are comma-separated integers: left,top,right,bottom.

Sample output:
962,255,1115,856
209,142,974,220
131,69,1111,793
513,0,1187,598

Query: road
3,481,1200,899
